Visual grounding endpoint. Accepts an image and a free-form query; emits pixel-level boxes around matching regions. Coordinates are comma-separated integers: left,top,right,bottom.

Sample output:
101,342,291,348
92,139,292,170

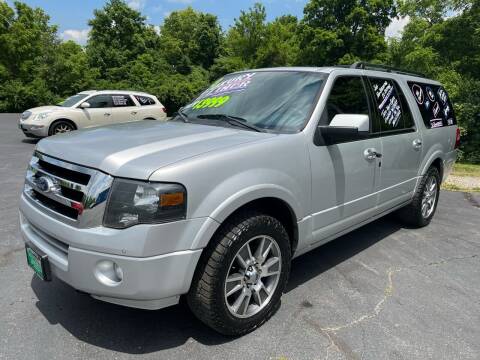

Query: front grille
32,190,79,219
24,152,113,228
38,159,90,185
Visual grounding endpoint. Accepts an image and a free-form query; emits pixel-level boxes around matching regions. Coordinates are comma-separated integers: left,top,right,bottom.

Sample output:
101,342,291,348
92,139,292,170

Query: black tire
49,120,75,136
187,210,291,336
397,166,440,227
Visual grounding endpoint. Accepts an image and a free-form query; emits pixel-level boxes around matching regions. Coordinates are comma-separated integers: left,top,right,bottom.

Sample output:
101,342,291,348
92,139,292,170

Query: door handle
131,111,137,115
104,113,111,116
364,148,382,161
413,139,422,150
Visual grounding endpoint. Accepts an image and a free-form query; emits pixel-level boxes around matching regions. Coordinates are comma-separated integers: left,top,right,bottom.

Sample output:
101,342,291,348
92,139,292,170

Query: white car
19,90,167,137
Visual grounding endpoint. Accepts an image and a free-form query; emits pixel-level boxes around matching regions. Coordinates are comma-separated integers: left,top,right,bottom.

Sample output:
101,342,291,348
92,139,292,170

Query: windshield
182,71,326,133
58,93,89,107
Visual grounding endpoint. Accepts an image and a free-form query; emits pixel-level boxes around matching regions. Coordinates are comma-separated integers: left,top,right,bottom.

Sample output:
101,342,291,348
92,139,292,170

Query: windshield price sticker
192,95,230,110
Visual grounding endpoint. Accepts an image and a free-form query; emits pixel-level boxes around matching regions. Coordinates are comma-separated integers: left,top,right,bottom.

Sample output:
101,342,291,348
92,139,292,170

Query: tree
160,7,222,70
86,0,159,79
298,0,396,65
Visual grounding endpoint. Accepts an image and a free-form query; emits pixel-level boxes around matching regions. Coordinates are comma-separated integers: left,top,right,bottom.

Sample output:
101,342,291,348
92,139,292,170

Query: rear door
308,75,382,243
366,76,422,208
110,94,139,123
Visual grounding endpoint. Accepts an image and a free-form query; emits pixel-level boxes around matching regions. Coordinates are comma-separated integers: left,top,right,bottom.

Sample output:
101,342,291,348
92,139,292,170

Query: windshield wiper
197,114,264,132
174,109,190,123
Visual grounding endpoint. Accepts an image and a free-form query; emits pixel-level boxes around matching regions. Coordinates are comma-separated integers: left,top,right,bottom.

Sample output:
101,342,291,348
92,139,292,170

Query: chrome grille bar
23,151,113,228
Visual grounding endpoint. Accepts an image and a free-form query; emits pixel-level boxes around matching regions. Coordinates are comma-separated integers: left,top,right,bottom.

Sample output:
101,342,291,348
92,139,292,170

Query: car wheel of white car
49,120,75,136
187,210,291,336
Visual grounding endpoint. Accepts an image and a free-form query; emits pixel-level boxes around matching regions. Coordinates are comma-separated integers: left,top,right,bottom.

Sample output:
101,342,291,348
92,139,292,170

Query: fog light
94,260,123,286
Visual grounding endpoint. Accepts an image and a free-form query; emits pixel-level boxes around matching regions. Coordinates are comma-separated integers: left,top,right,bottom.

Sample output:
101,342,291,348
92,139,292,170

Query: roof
78,90,155,96
232,66,438,84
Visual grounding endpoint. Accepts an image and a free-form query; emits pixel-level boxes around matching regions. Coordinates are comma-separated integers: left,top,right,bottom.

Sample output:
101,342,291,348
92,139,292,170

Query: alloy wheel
224,235,282,318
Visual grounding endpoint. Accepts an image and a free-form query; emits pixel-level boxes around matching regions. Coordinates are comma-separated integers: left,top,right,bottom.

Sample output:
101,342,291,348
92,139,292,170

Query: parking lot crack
303,254,479,359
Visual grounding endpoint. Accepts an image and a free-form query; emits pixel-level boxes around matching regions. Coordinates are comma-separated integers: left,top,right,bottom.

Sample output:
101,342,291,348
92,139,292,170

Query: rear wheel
187,211,291,335
398,166,440,227
49,120,75,136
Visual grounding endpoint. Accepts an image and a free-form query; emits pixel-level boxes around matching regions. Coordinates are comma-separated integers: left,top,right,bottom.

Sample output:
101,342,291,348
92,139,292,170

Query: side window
397,84,415,129
368,77,406,132
87,95,112,108
134,95,156,106
325,76,369,124
407,81,456,128
112,94,135,107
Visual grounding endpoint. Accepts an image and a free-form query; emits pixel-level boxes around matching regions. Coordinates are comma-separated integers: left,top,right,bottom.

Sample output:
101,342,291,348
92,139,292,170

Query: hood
36,121,273,179
27,105,62,113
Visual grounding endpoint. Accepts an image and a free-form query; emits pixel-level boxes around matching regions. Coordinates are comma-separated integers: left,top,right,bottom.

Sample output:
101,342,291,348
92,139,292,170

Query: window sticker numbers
112,95,128,106
191,95,231,110
372,80,402,128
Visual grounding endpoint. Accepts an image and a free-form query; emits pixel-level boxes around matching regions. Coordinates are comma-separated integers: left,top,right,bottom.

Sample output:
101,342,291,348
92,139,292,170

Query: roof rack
349,62,426,78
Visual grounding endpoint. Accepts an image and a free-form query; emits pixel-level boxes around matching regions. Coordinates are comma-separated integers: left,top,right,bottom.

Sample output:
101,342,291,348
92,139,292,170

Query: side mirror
79,102,91,109
318,114,369,145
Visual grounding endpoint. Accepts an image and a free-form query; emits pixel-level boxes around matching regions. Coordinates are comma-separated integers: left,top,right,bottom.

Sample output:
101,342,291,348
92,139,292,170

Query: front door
81,94,113,127
308,75,382,244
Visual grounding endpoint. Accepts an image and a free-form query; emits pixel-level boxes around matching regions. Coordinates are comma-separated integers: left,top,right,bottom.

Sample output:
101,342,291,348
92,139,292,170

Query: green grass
451,163,480,177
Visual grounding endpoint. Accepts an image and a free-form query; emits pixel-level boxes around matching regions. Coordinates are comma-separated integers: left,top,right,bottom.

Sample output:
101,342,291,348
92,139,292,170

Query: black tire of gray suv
187,210,291,336
398,166,440,227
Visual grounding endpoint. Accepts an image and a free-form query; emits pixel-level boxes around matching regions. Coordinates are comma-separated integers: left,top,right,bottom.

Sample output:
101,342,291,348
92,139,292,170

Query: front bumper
18,122,48,137
19,193,206,310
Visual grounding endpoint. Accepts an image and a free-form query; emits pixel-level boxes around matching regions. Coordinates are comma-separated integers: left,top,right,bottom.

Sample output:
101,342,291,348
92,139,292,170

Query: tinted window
112,94,135,107
183,71,326,133
134,95,156,106
325,76,369,124
368,77,415,132
87,95,112,108
407,81,456,128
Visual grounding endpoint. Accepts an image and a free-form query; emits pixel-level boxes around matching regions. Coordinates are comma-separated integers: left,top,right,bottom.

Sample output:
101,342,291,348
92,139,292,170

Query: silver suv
20,64,459,335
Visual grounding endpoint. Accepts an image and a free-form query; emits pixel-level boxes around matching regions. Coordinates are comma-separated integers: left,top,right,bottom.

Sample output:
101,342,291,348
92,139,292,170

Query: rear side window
325,76,369,124
112,94,135,107
368,77,415,132
407,82,456,128
134,95,156,106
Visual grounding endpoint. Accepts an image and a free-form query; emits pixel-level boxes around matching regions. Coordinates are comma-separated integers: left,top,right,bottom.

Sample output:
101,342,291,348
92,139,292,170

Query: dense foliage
0,0,478,161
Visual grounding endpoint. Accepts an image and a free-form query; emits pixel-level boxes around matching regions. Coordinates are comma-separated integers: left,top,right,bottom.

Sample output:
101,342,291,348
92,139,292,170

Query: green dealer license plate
25,244,51,281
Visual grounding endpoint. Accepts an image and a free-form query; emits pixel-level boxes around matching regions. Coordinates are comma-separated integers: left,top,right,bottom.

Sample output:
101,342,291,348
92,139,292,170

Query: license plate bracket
25,243,52,281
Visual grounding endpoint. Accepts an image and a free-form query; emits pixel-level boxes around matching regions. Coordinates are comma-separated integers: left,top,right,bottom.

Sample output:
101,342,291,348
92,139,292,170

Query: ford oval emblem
36,176,57,193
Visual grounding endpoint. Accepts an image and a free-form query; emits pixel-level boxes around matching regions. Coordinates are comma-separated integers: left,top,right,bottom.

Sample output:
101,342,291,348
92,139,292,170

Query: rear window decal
112,95,128,106
371,79,402,128
408,82,456,129
411,84,424,104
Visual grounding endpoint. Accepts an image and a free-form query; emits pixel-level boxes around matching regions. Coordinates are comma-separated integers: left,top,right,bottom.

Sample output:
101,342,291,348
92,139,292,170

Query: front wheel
398,166,440,227
187,211,291,335
49,120,75,136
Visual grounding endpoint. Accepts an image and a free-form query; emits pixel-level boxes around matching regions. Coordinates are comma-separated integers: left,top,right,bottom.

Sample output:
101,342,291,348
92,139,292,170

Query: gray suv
20,64,459,335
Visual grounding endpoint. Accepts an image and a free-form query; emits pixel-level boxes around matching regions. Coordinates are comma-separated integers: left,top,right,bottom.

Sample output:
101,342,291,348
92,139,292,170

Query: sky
3,0,408,45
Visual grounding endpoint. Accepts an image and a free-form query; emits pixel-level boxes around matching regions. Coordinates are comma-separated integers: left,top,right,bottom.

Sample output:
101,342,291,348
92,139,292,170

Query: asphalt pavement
0,114,479,360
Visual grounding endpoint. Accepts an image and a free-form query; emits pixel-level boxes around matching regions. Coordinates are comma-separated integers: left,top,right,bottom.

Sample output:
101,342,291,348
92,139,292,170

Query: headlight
35,112,52,120
103,179,187,229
